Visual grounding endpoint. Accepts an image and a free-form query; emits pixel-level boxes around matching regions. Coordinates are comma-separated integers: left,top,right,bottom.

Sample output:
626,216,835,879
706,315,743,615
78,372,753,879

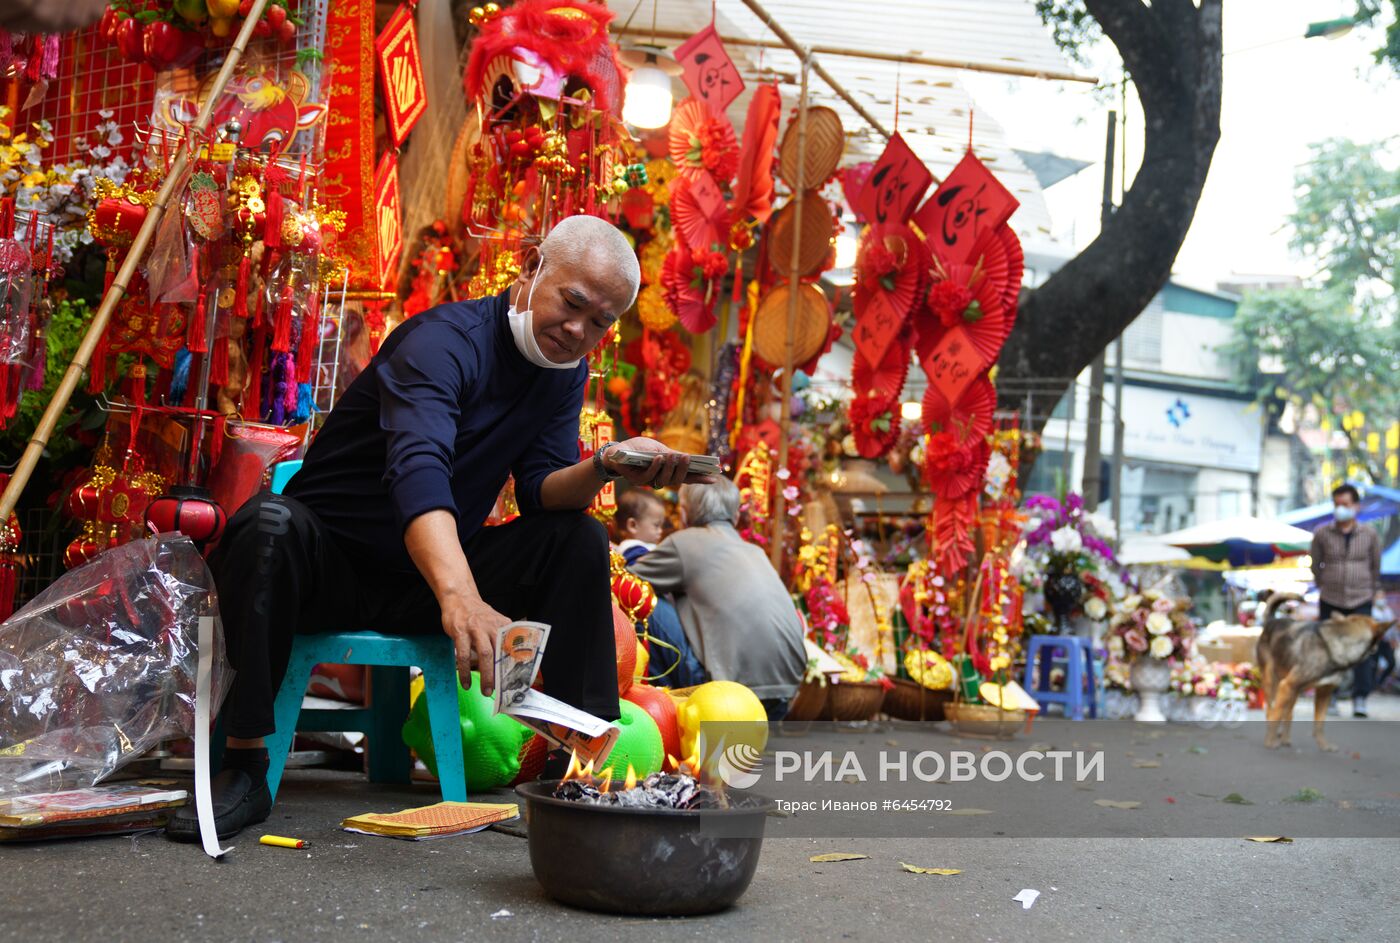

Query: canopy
1158,516,1314,567
1117,535,1193,567
1278,483,1400,532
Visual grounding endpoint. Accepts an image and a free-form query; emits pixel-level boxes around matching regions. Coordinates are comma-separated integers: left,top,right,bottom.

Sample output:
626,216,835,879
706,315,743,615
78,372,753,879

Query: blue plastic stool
1023,635,1098,720
259,459,468,802
265,630,468,802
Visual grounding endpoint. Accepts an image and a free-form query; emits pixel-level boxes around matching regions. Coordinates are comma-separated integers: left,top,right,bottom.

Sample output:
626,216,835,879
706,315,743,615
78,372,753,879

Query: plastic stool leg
1023,638,1039,693
1065,642,1085,720
1084,643,1099,719
266,645,317,803
420,655,468,802
1039,641,1054,691
368,666,413,784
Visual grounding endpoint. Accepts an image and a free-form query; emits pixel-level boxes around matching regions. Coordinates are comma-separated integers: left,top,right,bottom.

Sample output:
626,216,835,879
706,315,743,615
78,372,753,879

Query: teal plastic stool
265,630,468,802
260,459,469,802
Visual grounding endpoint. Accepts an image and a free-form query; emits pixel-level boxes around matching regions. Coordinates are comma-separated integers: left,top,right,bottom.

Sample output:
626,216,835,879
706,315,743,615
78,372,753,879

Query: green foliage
0,297,98,472
1223,138,1400,479
1354,1,1400,74
1033,0,1102,66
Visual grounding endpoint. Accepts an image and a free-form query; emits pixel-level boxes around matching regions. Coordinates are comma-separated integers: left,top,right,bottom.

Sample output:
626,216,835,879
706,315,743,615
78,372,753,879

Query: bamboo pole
768,51,810,571
0,0,273,523
613,23,1097,86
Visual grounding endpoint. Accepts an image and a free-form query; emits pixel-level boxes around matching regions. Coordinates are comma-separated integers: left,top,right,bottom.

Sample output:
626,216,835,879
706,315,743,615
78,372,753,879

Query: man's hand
440,592,510,696
606,436,718,489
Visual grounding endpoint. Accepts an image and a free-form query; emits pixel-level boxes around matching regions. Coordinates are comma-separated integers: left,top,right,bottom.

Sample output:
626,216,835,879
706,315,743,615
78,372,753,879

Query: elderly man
170,217,706,841
629,478,806,719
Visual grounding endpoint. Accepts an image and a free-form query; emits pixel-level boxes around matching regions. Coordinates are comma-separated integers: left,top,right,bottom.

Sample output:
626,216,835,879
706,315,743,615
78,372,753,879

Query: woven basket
785,679,829,722
883,679,952,721
751,282,831,367
778,105,845,189
944,702,1025,740
821,680,887,721
768,192,835,277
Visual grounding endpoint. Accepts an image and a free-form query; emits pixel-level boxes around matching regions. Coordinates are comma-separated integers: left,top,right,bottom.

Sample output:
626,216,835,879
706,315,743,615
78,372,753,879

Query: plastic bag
0,536,230,797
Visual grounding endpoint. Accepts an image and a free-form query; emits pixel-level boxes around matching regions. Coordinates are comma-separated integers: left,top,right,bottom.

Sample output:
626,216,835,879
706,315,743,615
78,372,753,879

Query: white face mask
507,261,580,370
1334,504,1357,523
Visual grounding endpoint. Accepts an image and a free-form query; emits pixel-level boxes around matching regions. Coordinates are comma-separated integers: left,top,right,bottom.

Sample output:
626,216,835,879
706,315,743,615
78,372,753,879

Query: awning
1158,517,1314,568
1278,483,1400,533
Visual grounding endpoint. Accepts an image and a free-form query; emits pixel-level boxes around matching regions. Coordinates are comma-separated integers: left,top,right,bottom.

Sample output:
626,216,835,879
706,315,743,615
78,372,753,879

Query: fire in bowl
514,777,775,916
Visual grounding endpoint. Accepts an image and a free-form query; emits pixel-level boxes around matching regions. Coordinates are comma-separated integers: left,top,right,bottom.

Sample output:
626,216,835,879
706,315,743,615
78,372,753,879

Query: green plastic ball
599,699,664,779
400,671,532,790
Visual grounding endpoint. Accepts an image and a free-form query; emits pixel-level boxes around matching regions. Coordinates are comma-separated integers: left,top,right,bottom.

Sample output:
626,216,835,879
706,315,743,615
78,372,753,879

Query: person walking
1310,484,1384,717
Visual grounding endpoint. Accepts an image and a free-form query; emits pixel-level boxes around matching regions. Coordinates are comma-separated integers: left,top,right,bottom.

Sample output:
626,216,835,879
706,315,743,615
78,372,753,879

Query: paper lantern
144,485,227,549
622,683,681,762
598,699,664,778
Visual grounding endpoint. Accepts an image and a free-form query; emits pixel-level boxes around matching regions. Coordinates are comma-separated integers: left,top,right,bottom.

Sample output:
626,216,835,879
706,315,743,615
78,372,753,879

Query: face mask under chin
507,264,580,370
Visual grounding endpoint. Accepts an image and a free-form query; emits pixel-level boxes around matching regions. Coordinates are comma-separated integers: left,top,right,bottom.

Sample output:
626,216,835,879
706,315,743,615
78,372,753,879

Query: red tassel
103,255,116,295
126,363,147,406
253,289,266,329
0,562,16,623
88,328,109,394
187,291,209,353
234,254,251,318
244,328,265,420
272,285,294,352
210,336,229,386
264,188,284,249
296,306,320,384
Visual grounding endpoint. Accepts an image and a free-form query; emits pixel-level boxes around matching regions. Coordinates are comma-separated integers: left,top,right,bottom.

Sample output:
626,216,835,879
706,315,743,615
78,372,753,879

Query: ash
554,772,728,810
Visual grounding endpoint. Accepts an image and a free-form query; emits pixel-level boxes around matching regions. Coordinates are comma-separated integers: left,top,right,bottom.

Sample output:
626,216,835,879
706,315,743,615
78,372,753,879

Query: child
615,488,667,567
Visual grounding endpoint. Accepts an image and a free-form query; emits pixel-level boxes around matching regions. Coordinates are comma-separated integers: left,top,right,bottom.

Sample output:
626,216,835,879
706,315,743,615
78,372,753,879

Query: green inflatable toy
599,699,664,779
401,671,532,790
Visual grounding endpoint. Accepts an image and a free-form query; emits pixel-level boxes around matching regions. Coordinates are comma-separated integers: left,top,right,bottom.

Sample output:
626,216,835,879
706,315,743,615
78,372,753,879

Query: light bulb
623,64,673,129
834,226,859,270
900,400,922,421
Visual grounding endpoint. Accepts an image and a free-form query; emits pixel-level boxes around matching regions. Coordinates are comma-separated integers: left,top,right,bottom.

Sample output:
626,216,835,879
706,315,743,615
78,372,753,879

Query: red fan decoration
841,162,874,224
851,335,912,404
670,174,727,253
669,98,740,184
922,373,996,439
849,391,902,460
932,493,979,573
976,224,1025,326
922,261,1007,365
660,244,718,333
730,83,781,225
852,223,928,366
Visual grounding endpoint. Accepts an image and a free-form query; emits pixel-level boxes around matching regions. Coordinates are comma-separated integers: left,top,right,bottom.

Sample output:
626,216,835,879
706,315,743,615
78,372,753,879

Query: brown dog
1256,593,1390,751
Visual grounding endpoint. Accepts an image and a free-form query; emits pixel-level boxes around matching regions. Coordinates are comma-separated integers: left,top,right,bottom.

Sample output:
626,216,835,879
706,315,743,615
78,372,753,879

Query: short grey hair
681,477,740,527
539,215,641,309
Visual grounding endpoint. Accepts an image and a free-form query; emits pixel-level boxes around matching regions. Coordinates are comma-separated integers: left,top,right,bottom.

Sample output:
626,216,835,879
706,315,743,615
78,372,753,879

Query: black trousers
1319,600,1378,699
209,493,621,739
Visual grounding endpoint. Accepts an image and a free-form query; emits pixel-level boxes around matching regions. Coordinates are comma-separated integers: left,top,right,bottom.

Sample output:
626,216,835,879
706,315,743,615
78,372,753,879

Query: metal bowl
514,780,775,916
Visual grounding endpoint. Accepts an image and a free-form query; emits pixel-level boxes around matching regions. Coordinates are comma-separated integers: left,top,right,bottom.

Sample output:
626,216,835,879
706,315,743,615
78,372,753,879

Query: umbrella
1159,516,1314,567
1117,535,1193,567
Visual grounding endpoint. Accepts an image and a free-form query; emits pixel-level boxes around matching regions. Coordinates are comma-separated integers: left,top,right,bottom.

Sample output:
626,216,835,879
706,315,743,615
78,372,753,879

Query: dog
1256,593,1390,751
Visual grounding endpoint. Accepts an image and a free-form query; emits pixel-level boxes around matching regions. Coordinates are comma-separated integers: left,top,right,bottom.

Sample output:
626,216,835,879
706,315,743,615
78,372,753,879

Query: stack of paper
341,801,519,840
0,784,188,841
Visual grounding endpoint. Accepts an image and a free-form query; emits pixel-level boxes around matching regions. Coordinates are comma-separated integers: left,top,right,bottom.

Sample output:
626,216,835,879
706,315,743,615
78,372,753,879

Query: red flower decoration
849,393,902,459
857,239,901,290
669,98,740,183
661,244,717,333
928,280,975,329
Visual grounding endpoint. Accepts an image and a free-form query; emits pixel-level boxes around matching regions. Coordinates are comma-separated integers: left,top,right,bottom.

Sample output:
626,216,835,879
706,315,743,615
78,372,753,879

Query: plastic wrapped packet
0,536,230,797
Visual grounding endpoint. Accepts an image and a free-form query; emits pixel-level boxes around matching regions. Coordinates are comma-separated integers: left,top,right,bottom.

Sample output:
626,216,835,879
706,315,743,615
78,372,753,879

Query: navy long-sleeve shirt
285,290,586,571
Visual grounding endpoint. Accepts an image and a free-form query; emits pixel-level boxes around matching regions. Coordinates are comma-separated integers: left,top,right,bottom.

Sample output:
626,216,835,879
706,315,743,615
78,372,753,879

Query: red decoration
670,174,726,253
376,4,427,148
849,392,901,460
913,150,1020,266
675,23,745,115
322,0,377,288
145,485,228,550
668,98,740,184
855,132,932,227
730,83,781,225
660,243,717,334
373,152,404,291
919,325,984,407
623,684,682,761
852,224,926,367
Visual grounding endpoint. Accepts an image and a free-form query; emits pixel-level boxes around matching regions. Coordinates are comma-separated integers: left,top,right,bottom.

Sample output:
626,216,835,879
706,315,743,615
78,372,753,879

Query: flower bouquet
1017,493,1125,633
1107,588,1195,722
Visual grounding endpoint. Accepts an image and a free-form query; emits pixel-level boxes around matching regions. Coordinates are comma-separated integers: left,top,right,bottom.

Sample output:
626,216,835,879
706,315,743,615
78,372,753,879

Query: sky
961,0,1400,291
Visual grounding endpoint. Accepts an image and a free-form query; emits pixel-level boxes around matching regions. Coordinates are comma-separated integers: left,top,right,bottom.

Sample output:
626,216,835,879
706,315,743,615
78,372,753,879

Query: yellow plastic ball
634,640,649,681
676,680,768,769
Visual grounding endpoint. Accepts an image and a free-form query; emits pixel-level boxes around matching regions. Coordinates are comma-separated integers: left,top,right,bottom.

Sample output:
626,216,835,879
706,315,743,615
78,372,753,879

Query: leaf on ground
1222,792,1253,805
809,852,869,862
1132,760,1161,768
1244,836,1293,843
1094,799,1141,810
900,863,961,875
1284,788,1323,803
1188,745,1208,755
941,808,993,815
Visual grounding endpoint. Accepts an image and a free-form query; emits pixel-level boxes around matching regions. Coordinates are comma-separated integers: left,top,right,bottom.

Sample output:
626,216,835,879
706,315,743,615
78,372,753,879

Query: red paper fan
670,175,726,252
922,398,993,502
922,372,996,442
669,98,740,184
731,83,781,225
851,336,912,403
918,261,1007,366
853,223,928,317
842,162,874,224
661,244,716,333
975,224,1024,334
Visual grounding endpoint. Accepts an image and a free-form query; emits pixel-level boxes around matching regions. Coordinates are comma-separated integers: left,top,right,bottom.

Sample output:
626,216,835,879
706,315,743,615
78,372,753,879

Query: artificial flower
1084,596,1108,621
928,280,975,328
1125,627,1149,653
1107,635,1125,656
1122,594,1143,611
1152,596,1174,613
1049,525,1083,555
1150,635,1173,659
1146,611,1172,635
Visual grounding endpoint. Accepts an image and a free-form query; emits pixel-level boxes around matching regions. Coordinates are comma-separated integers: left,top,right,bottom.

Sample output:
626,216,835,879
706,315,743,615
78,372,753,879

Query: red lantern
63,523,105,570
90,193,150,249
610,559,657,623
145,485,227,549
64,480,104,520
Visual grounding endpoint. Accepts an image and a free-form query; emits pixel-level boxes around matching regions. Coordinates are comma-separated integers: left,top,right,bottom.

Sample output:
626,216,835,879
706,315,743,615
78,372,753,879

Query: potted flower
1108,588,1195,722
1018,493,1125,634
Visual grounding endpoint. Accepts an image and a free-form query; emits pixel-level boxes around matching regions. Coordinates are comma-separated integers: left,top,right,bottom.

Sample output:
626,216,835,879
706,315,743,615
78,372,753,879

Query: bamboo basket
768,191,836,277
883,678,952,721
785,678,829,722
751,282,831,368
944,701,1026,740
821,680,887,721
778,105,844,189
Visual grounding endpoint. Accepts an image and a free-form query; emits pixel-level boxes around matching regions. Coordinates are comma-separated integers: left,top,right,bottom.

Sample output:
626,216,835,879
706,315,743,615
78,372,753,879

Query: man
169,216,708,841
1310,483,1384,717
630,478,806,720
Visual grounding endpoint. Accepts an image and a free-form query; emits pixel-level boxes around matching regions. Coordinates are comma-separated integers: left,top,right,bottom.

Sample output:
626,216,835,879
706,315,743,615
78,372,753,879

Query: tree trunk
998,0,1223,432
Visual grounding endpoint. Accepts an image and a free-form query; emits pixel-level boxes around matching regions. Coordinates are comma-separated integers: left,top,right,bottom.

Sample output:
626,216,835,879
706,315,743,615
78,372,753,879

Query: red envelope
913,150,1019,266
675,24,745,116
855,132,932,227
853,290,905,367
921,326,986,405
688,170,725,220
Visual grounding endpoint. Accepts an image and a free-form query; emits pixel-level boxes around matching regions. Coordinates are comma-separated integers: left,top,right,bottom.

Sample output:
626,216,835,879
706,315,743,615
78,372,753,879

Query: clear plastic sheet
0,536,230,797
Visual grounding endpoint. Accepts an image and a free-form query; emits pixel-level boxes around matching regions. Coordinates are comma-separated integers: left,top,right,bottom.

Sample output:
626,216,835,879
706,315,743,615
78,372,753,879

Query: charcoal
554,773,727,809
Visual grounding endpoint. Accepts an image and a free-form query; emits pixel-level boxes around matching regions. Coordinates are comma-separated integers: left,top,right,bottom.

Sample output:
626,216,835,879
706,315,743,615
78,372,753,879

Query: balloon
622,683,682,762
400,670,532,789
599,699,664,778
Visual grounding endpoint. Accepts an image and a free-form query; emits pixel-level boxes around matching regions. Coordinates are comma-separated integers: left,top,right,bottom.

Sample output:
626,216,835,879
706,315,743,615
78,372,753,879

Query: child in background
615,489,667,567
613,487,707,688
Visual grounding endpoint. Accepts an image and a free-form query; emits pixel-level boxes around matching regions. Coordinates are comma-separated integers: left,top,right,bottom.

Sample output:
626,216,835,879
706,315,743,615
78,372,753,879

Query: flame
562,750,584,782
623,764,638,791
598,767,614,793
